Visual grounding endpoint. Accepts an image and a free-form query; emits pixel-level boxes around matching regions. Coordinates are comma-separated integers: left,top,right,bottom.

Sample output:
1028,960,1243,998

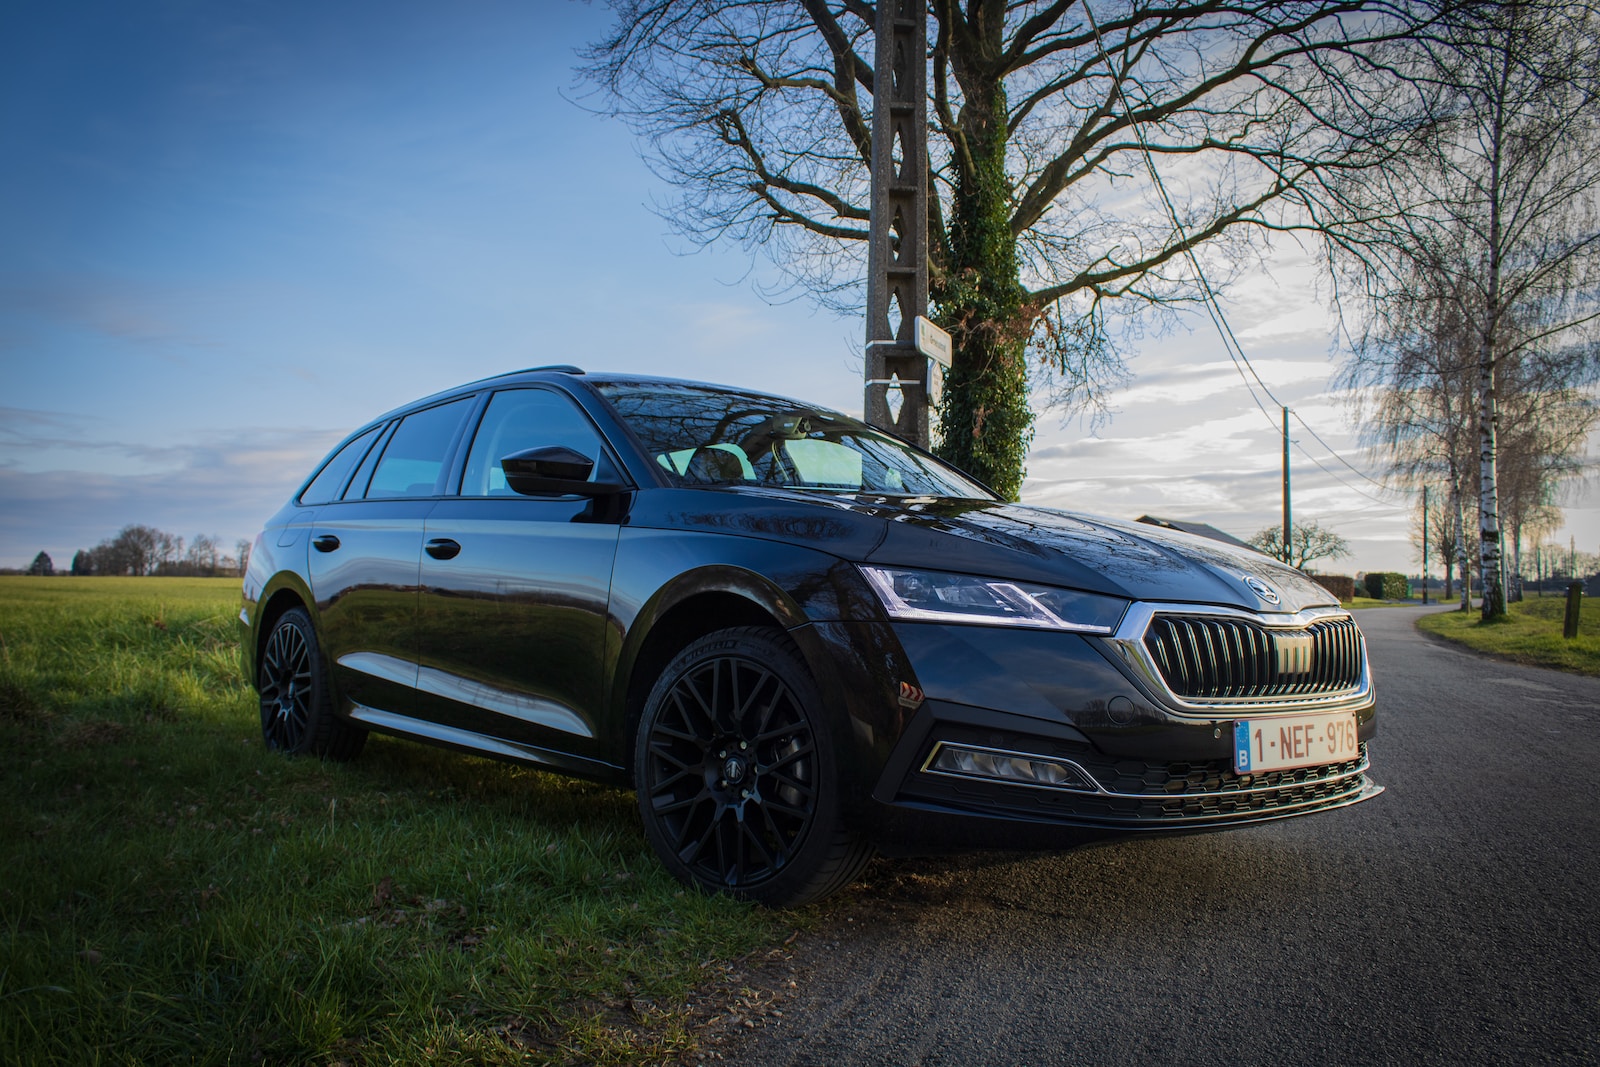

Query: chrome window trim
1101,601,1373,715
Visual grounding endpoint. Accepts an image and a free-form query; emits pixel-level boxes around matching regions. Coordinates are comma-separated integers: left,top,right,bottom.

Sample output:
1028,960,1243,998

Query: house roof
1135,515,1255,551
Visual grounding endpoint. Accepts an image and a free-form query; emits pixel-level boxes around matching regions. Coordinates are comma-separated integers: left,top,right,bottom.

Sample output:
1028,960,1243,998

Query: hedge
1363,571,1410,600
1312,574,1355,602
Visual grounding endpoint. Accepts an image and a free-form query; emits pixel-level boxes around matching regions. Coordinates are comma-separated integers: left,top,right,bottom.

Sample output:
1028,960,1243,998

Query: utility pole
1427,486,1440,604
864,0,938,446
1282,406,1292,565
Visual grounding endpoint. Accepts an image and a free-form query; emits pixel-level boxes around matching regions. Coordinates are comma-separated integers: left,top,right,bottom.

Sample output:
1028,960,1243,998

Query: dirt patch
0,676,39,722
497,936,811,1064
57,718,131,748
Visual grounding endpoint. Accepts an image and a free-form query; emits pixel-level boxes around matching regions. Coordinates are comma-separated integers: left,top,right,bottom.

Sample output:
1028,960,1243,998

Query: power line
1080,5,1409,514
1291,440,1405,508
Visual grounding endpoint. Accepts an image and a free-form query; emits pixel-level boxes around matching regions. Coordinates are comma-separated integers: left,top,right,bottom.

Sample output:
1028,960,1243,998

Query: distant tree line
3,525,252,577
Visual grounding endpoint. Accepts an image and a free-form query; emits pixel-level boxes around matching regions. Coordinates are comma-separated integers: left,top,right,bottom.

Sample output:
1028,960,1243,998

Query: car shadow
825,828,1332,928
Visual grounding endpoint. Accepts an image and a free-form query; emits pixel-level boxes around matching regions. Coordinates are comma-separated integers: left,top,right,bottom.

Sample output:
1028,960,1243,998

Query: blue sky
2,1,1593,574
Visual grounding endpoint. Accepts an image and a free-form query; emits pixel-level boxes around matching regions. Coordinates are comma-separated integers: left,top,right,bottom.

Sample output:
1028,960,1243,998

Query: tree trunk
1477,257,1507,617
1476,24,1512,621
1510,522,1523,602
1454,479,1470,611
932,73,1032,500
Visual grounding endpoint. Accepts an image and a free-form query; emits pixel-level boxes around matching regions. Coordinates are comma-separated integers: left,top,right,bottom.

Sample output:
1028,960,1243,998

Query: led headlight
859,565,1128,633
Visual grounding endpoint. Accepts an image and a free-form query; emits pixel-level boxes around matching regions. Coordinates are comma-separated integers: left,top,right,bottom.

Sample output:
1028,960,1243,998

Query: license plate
1233,712,1359,773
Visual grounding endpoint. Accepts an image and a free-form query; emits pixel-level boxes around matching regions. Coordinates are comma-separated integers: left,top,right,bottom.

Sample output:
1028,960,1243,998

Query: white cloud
0,424,337,567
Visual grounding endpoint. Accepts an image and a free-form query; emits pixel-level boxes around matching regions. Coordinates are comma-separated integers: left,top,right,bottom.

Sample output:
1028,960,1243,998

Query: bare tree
109,525,161,576
1496,384,1595,597
154,532,184,574
581,1,1436,496
185,534,220,574
1247,519,1351,571
1411,487,1464,597
1340,254,1483,606
1332,0,1600,619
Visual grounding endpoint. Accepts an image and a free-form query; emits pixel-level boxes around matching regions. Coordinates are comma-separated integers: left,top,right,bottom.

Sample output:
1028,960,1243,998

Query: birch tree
1336,0,1600,619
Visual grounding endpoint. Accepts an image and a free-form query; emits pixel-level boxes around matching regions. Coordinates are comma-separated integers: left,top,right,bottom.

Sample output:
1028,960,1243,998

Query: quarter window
300,425,381,505
364,398,473,499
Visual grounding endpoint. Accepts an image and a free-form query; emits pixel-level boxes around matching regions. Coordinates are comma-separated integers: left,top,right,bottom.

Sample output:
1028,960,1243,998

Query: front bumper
843,617,1381,845
873,699,1379,831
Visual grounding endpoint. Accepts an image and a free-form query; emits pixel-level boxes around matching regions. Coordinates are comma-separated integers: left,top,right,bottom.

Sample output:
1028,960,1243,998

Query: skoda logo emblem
723,756,746,783
1244,575,1281,605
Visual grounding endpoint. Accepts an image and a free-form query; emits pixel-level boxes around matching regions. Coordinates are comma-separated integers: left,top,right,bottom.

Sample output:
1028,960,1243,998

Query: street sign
915,316,952,368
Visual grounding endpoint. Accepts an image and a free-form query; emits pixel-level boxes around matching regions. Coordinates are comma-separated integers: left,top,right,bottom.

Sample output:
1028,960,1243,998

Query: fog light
926,743,1098,792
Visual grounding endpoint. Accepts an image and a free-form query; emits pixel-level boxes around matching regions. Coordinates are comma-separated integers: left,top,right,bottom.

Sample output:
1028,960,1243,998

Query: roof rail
519,364,585,375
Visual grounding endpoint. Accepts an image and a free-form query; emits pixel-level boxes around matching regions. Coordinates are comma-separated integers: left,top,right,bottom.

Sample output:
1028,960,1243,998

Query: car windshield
593,379,995,499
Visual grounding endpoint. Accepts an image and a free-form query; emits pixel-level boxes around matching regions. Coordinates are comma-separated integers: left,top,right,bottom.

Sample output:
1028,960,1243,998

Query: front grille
1144,613,1363,700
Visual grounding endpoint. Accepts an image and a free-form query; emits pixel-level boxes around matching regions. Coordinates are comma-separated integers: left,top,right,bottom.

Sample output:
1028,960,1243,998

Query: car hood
689,489,1337,614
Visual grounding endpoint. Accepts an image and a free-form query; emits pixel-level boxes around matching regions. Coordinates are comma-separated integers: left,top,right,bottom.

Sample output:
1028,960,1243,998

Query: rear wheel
258,607,366,760
634,627,871,906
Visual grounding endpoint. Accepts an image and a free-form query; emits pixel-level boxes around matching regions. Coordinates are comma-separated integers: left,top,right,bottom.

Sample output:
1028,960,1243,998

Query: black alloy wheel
257,607,365,760
635,627,870,906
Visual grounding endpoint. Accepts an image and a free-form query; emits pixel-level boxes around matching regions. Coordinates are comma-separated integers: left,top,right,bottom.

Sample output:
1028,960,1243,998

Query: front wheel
258,607,366,761
634,627,871,906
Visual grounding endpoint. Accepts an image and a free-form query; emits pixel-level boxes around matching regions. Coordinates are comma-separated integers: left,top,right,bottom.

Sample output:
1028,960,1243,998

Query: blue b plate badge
1234,712,1359,773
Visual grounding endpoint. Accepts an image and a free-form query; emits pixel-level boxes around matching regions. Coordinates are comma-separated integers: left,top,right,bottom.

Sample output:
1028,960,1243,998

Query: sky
2,0,1595,575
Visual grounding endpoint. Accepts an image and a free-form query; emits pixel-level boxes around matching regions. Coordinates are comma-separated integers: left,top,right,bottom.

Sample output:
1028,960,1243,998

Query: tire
634,627,873,906
258,607,366,761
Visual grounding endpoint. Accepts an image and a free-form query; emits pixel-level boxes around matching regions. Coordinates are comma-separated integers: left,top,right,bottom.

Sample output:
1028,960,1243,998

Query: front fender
603,528,897,774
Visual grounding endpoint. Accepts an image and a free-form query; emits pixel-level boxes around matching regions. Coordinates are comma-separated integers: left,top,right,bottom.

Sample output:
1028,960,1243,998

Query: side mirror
500,446,623,497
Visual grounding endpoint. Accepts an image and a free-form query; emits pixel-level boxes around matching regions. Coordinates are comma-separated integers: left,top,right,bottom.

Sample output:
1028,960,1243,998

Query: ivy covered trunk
932,76,1032,501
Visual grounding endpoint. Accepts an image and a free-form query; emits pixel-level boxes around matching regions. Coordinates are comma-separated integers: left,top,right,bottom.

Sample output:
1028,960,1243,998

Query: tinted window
342,421,392,501
594,380,993,498
459,388,619,496
365,398,473,499
299,425,381,505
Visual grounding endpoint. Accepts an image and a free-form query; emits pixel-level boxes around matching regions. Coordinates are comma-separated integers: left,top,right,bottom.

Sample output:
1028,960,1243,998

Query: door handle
425,538,461,560
312,534,341,553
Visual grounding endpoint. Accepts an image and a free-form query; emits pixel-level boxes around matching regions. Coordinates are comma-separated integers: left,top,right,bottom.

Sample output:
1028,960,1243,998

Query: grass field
0,577,788,1065
1416,592,1600,676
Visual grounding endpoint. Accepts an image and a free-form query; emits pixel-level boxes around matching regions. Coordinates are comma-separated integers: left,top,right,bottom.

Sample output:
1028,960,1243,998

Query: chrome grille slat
1143,614,1364,701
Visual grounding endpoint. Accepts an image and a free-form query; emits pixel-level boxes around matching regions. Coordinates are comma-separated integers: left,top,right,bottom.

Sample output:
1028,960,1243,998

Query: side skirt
347,704,626,786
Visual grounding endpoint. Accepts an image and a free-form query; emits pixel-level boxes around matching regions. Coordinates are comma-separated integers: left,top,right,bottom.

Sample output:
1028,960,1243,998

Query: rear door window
364,398,474,499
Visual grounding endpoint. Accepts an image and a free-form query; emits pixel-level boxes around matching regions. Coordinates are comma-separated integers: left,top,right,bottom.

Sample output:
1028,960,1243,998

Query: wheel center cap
722,756,746,783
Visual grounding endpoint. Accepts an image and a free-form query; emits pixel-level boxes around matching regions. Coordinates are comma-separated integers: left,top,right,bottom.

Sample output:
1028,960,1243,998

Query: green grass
1346,596,1411,609
1416,592,1600,676
1346,594,1459,609
0,577,788,1065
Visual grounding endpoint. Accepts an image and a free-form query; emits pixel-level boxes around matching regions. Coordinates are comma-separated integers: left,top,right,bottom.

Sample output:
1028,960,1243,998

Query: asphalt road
723,606,1600,1067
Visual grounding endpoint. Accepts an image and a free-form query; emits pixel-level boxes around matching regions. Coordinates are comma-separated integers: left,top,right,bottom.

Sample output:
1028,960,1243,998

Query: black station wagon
241,366,1380,905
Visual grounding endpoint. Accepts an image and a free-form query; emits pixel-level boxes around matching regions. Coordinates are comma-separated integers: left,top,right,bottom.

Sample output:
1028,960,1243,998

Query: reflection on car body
242,365,1380,905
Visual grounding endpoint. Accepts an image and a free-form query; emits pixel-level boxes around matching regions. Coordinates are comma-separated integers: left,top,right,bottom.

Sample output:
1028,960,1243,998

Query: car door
414,386,626,765
309,396,475,719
